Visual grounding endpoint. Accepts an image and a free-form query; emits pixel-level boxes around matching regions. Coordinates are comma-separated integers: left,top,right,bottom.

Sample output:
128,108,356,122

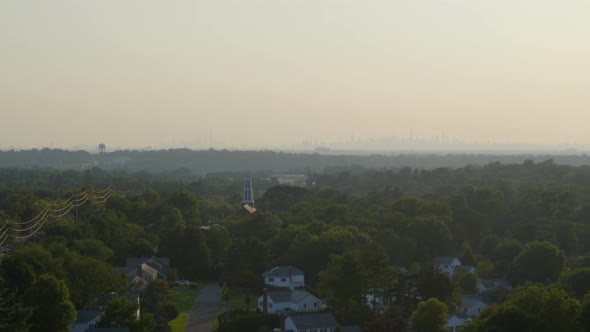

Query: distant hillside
2,148,590,173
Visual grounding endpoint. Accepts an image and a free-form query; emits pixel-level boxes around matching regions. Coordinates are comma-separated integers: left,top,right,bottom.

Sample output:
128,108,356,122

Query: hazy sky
1,1,589,150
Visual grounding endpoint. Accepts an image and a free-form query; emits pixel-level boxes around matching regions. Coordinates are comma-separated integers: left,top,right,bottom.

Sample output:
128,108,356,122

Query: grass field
169,313,189,332
170,286,200,312
168,285,200,332
228,293,255,311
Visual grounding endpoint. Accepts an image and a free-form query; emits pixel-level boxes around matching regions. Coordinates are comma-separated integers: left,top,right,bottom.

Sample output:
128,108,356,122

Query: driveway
185,283,222,332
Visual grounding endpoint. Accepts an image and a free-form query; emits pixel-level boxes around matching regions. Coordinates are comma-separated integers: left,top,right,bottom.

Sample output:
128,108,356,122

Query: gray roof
125,257,169,277
448,313,471,320
288,313,338,329
433,256,461,265
76,310,102,323
262,266,304,278
462,295,487,308
267,290,316,303
478,278,512,290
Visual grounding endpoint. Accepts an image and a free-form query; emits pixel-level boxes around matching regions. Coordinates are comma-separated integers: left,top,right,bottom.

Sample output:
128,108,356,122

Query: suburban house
259,289,323,313
461,295,489,316
125,257,169,279
432,256,462,277
284,313,339,332
262,266,305,289
115,256,170,285
116,264,158,283
71,310,101,332
478,278,512,293
447,314,472,332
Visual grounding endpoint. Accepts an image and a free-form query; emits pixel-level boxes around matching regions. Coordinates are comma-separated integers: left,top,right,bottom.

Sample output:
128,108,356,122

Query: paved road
185,283,222,332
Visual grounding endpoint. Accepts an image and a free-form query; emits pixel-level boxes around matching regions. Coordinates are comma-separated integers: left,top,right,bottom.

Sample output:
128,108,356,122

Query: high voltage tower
0,186,113,249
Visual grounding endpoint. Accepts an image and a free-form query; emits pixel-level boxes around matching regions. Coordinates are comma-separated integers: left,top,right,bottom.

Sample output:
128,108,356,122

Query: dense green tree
23,274,76,332
561,268,590,299
469,286,580,332
512,241,566,284
0,277,30,332
415,265,456,305
65,253,126,308
72,238,115,262
409,298,448,332
166,190,201,226
405,216,453,259
318,251,367,314
141,280,176,332
580,292,590,332
98,297,156,332
454,269,478,294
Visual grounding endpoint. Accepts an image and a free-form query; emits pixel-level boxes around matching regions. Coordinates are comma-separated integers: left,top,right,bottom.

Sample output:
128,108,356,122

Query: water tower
98,143,106,154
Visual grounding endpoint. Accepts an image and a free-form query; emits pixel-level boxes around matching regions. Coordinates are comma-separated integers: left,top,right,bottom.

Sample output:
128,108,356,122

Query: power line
1,186,114,248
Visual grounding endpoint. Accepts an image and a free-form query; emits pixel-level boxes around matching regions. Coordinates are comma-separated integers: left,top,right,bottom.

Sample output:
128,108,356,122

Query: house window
314,302,318,307
268,303,273,308
281,277,287,282
268,278,274,282
303,304,307,308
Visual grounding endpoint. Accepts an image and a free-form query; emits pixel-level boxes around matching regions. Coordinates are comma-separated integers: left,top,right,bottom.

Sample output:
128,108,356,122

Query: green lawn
227,293,255,311
170,286,200,312
169,313,189,332
168,286,200,332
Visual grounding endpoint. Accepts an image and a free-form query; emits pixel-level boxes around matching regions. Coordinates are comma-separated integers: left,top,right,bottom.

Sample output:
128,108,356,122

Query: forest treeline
2,160,590,331
4,148,590,173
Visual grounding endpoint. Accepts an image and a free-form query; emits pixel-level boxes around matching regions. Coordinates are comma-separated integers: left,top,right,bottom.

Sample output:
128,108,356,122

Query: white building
284,313,339,332
461,295,489,316
432,256,462,278
258,290,323,314
262,266,304,289
447,314,472,332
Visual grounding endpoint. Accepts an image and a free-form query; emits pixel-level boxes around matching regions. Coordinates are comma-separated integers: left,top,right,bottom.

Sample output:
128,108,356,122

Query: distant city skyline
1,1,589,149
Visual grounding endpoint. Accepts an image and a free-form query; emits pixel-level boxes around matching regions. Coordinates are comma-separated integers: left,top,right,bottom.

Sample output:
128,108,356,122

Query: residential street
185,283,222,332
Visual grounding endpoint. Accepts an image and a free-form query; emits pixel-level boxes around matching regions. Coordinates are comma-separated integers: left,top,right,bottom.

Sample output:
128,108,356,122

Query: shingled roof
262,266,304,278
267,290,316,303
75,310,101,324
432,256,461,265
125,256,169,278
287,313,339,330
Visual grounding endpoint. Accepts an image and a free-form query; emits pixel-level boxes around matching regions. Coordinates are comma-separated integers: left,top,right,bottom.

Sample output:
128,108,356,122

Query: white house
284,313,339,332
432,256,462,278
71,310,101,332
258,289,323,314
262,266,304,289
461,295,489,316
447,314,471,332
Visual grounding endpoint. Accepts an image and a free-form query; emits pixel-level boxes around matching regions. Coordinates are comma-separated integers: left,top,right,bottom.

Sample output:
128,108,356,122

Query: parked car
175,280,190,286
